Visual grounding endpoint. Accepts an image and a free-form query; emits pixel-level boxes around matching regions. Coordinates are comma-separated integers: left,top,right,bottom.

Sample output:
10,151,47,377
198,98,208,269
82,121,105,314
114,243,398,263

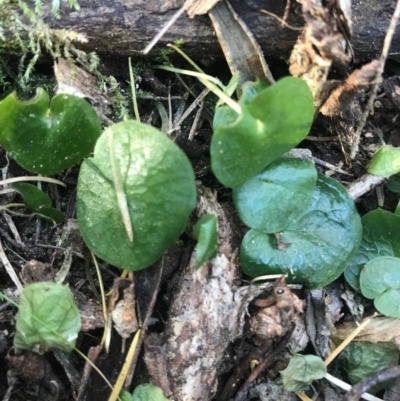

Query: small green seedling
13,182,64,224
344,208,400,292
0,88,102,175
132,384,170,401
119,384,171,401
12,282,81,353
77,120,197,271
238,159,362,288
338,341,399,389
368,145,400,178
210,77,314,188
281,354,326,391
192,214,218,268
360,256,400,317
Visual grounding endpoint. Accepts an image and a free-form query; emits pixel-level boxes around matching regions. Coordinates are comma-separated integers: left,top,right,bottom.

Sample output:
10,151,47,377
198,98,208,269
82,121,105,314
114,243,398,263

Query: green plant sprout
344,208,400,292
3,282,81,353
13,182,64,224
191,214,218,268
76,120,197,271
368,144,400,177
281,354,327,391
0,285,128,401
360,256,400,317
0,88,102,174
237,158,362,288
119,383,171,401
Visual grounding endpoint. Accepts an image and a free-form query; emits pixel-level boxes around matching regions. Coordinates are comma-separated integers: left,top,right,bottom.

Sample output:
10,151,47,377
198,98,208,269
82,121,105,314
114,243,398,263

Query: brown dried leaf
109,278,138,339
289,0,351,110
250,277,304,341
184,0,221,17
320,60,380,116
21,260,57,284
208,1,273,87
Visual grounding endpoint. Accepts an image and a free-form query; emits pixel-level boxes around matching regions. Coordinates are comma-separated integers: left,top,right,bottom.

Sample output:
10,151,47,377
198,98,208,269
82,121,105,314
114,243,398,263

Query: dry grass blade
0,239,23,291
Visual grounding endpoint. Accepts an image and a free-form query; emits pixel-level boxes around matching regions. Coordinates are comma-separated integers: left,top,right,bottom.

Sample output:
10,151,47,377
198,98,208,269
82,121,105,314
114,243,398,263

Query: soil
1,9,400,401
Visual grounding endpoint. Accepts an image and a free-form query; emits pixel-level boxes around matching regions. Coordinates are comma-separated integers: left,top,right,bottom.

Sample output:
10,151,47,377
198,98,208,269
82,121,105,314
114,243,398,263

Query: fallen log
46,0,400,62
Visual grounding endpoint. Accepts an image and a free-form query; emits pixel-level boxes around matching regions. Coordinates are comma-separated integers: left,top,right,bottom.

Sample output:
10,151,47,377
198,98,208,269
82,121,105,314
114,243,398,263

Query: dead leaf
21,260,57,284
208,0,274,87
109,278,139,339
184,0,221,17
250,277,304,341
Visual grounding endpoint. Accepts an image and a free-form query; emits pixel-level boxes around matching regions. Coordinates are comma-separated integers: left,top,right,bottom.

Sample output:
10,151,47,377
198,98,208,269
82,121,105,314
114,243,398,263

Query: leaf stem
128,57,141,122
108,132,134,242
154,65,241,114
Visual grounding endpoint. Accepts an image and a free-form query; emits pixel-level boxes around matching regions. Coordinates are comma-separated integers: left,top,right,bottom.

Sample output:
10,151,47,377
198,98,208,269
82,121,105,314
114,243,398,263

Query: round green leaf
368,145,400,178
119,390,133,401
233,157,317,233
192,214,218,268
132,384,170,401
210,77,314,188
338,341,399,387
0,89,102,175
77,121,197,271
13,182,64,224
375,287,400,318
240,174,362,288
14,282,81,353
360,256,400,300
281,354,326,391
344,209,400,292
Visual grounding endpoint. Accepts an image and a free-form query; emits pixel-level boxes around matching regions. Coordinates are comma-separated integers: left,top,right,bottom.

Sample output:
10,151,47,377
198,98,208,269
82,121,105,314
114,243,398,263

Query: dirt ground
1,2,400,401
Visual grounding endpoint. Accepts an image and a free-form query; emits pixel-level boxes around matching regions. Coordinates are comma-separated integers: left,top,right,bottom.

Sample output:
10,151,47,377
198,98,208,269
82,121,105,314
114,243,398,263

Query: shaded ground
1,51,400,401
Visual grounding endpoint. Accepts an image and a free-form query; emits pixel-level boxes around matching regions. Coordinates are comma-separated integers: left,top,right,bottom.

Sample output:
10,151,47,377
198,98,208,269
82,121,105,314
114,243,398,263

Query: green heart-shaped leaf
14,182,64,224
211,77,314,188
281,354,326,391
240,174,362,288
360,256,400,299
14,282,81,352
368,145,400,178
192,214,218,268
233,157,317,233
0,89,102,175
77,120,197,271
360,256,400,317
338,341,399,387
344,209,400,292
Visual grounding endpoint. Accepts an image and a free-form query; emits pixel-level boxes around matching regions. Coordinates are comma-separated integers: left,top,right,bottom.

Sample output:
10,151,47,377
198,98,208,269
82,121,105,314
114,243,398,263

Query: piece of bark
160,186,240,401
144,186,264,401
43,0,400,63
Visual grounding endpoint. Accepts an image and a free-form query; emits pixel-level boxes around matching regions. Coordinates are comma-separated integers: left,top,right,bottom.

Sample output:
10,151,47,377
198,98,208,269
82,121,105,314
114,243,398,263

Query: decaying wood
143,186,309,401
335,316,400,347
144,186,241,401
45,0,400,63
